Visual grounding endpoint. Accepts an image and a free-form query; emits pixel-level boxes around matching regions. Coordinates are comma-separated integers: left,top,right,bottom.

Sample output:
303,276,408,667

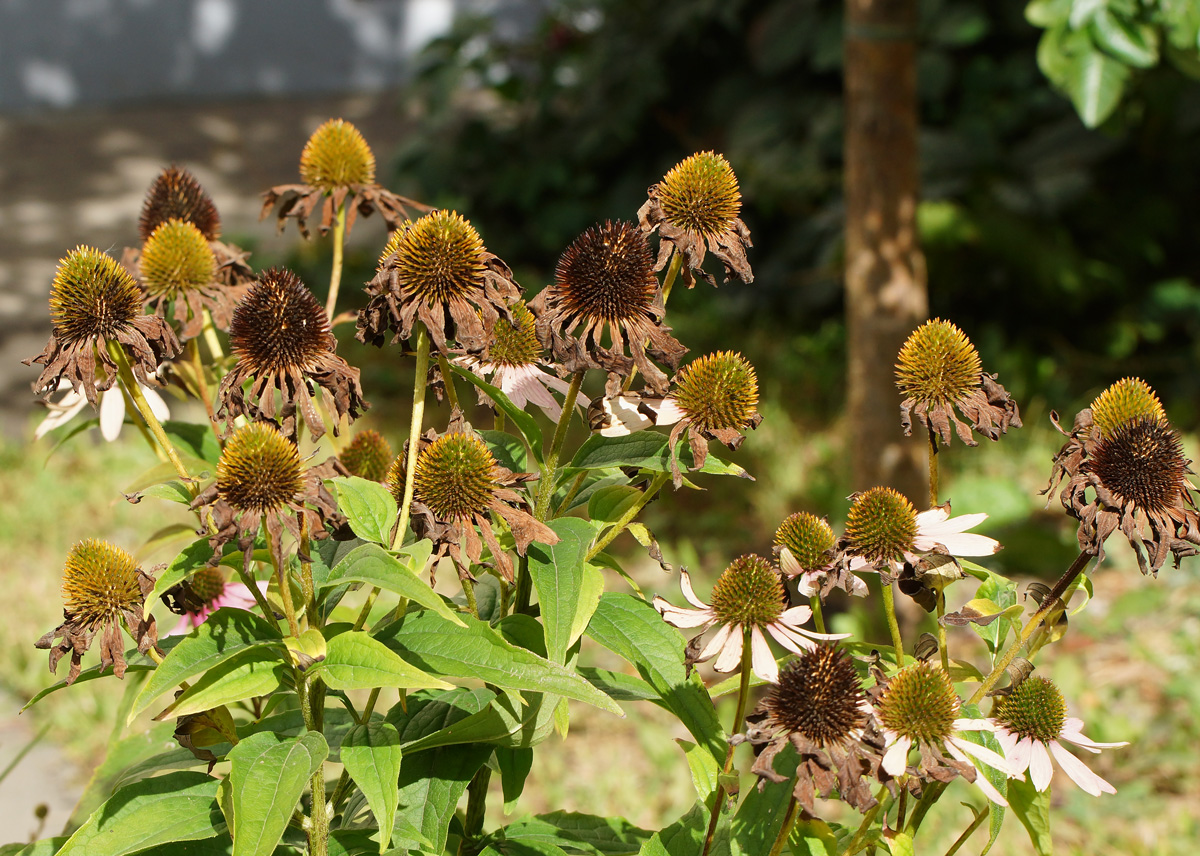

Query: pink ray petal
653,598,714,629
779,548,802,578
678,570,709,609
99,387,126,441
750,627,778,683
1029,740,1054,791
882,735,911,776
945,740,1009,806
779,605,813,625
765,621,815,655
711,625,746,673
947,735,1020,776
1049,740,1116,796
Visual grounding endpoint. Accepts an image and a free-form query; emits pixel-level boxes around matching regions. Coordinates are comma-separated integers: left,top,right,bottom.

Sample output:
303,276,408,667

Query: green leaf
1008,777,1053,856
1090,9,1158,67
577,667,659,702
317,630,453,691
677,739,719,802
373,611,623,714
731,742,798,855
496,747,534,813
789,819,839,856
587,485,643,526
9,839,69,856
482,429,529,472
882,831,915,856
400,689,557,751
164,420,223,465
586,594,726,763
497,812,653,855
962,561,1019,658
1025,0,1071,27
1066,44,1131,126
569,433,748,478
227,731,328,856
238,706,364,763
332,477,398,545
158,647,290,720
55,771,224,856
527,517,604,664
322,542,462,626
130,608,284,722
341,722,403,852
448,362,544,464
144,538,217,619
554,470,631,514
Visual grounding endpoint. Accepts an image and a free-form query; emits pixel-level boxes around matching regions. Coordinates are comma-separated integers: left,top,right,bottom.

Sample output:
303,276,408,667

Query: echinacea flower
217,267,366,441
164,567,269,636
875,661,1018,805
637,151,753,288
339,429,394,483
35,376,170,442
530,220,686,396
356,210,522,357
262,118,429,239
896,319,1020,447
35,540,157,685
991,675,1127,796
652,555,846,683
746,645,881,813
775,511,866,598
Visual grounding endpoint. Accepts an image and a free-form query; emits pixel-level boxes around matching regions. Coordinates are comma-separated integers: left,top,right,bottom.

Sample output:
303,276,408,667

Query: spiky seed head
878,661,960,743
229,268,331,374
1087,416,1187,514
139,219,217,300
487,301,542,367
657,151,742,238
1090,378,1165,437
708,555,786,627
60,540,143,630
412,433,498,520
299,118,376,190
139,166,221,241
48,246,143,343
994,676,1067,743
775,512,836,573
765,646,868,748
390,210,487,306
555,221,658,323
188,567,227,604
672,351,759,433
217,422,305,512
895,319,982,407
340,429,394,482
845,488,918,566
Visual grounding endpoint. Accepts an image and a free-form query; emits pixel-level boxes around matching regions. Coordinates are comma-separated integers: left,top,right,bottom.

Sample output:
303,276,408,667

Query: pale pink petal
948,734,1020,776
795,570,819,597
774,617,849,642
99,387,126,441
698,622,736,664
143,385,170,423
1008,735,1034,773
651,397,685,427
765,621,815,655
678,569,709,609
749,627,778,683
952,719,995,733
710,625,746,673
779,548,802,577
848,574,869,596
779,605,813,625
653,599,715,629
1049,740,1116,796
598,395,656,437
212,581,266,611
914,506,951,529
882,735,911,776
945,741,1009,806
993,729,1019,762
1059,719,1127,751
926,532,1001,556
35,393,90,439
1028,740,1054,791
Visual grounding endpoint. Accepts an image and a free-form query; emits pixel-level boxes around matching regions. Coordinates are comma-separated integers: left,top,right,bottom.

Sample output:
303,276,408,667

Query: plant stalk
393,324,431,551
108,342,191,481
880,581,905,670
767,793,801,856
701,628,756,856
324,200,348,320
809,595,826,634
534,372,584,521
585,472,669,563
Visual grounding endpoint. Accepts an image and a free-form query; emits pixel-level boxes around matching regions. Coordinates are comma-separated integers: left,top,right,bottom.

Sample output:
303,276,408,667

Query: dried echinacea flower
637,151,753,288
35,540,157,685
164,567,268,636
191,422,344,573
217,267,366,440
775,512,865,598
896,319,1021,447
339,429,394,483
386,412,557,583
747,646,880,813
357,210,522,356
262,118,428,239
25,246,181,408
530,220,687,396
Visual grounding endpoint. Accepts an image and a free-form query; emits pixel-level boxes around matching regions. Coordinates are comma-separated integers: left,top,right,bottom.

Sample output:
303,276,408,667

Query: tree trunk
844,0,928,502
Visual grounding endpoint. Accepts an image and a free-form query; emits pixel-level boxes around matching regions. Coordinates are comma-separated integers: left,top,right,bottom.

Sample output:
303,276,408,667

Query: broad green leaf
322,542,461,626
882,831,915,856
332,476,398,546
1008,777,1053,856
130,608,285,722
731,742,799,855
341,722,403,852
317,630,453,691
373,610,623,714
10,839,69,856
578,667,659,702
55,771,224,856
497,746,534,813
497,812,653,855
1066,44,1131,127
588,485,643,527
400,689,558,751
553,470,631,514
130,838,234,855
638,803,726,856
1090,9,1158,67
158,647,289,720
144,538,218,619
448,362,544,464
482,429,528,473
239,706,364,762
962,561,1019,659
164,419,223,465
677,739,719,802
789,819,839,855
586,594,725,763
1025,0,1070,27
227,731,328,856
528,517,604,664
569,433,748,478
395,733,491,854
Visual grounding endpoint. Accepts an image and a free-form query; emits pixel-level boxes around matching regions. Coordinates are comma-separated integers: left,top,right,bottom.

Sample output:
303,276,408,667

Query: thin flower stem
585,472,669,563
927,424,939,509
460,766,493,856
201,308,225,361
936,589,950,674
809,595,826,634
350,586,380,632
299,514,317,630
967,550,1093,705
701,629,755,856
494,410,506,431
534,372,584,521
461,571,480,619
943,805,988,856
438,354,461,410
880,581,905,670
232,563,275,623
767,793,801,856
108,342,191,482
842,787,890,856
119,382,165,461
661,251,684,306
393,324,431,551
186,339,223,446
298,673,329,856
327,685,384,817
324,200,348,320
266,528,301,638
555,470,589,517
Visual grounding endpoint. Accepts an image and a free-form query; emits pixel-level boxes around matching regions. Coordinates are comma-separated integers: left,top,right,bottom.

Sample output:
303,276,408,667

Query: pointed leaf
317,630,453,691
497,747,534,813
341,722,403,851
569,433,748,478
322,542,462,626
497,812,653,855
395,737,491,854
481,429,528,473
1066,45,1130,127
677,739,719,802
144,538,218,619
527,517,604,664
448,362,544,464
331,476,398,546
731,742,798,855
1008,777,1053,856
158,647,289,720
227,731,328,856
401,690,558,751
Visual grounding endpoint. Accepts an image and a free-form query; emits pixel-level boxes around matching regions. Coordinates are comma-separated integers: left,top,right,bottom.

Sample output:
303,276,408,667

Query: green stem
767,793,801,856
927,424,939,510
459,766,493,856
266,528,301,638
235,565,275,624
534,372,584,521
350,587,380,632
438,354,460,410
299,515,316,630
461,571,480,619
494,410,506,431
904,781,944,838
661,251,684,307
585,472,669,563
555,470,589,517
393,324,431,551
186,339,224,447
201,308,225,361
943,805,988,856
108,342,191,481
842,788,890,856
967,550,1092,705
701,629,755,856
881,581,905,670
809,595,826,634
324,200,348,320
936,589,950,674
299,675,328,856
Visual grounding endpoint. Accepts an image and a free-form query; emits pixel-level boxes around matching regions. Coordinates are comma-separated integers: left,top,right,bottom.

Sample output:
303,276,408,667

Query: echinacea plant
16,141,1151,856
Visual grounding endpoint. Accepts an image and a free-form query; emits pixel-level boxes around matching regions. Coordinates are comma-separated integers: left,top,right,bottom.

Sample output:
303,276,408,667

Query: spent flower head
775,511,865,598
339,429,394,483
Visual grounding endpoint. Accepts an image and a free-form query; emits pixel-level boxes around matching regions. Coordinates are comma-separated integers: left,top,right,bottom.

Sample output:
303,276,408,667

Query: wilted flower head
530,220,686,396
638,151,753,288
35,540,157,685
25,246,180,409
164,567,268,636
896,319,1020,447
775,512,866,598
217,267,366,440
339,429,394,483
357,210,522,357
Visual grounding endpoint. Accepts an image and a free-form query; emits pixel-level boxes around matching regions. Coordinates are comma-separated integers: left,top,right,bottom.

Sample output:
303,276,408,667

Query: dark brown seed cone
765,646,869,749
140,166,221,241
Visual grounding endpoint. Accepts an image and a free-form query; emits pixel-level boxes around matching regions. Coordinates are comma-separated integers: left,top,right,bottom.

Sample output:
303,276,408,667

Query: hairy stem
459,766,493,856
324,200,347,320
393,324,431,551
767,793,801,856
881,581,905,670
810,595,826,634
201,308,225,361
585,472,669,563
438,353,460,410
534,372,584,521
108,342,191,482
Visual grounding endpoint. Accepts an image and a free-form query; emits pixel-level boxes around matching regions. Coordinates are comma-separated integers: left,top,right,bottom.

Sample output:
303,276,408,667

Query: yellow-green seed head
765,646,868,748
412,433,498,520
708,555,786,627
61,540,143,630
139,218,217,300
657,151,742,238
878,661,959,743
994,676,1067,743
672,351,759,433
1090,378,1165,437
299,118,376,189
895,319,982,407
391,211,487,305
845,487,918,566
487,301,542,367
217,423,305,513
340,429,394,483
188,567,227,604
49,246,143,343
775,512,836,573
